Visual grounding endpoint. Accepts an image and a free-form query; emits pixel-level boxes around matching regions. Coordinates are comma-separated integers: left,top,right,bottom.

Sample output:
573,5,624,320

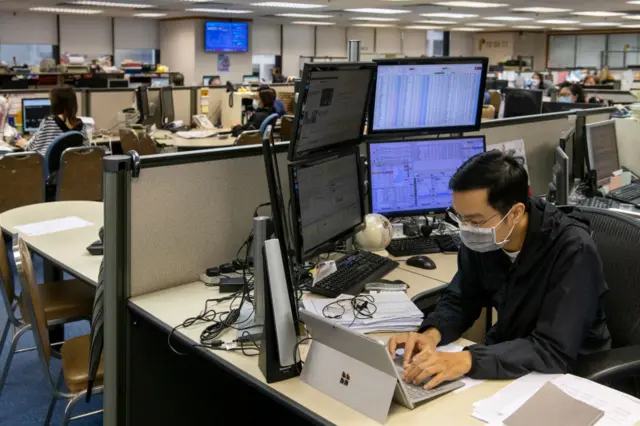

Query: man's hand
403,351,472,390
387,328,441,367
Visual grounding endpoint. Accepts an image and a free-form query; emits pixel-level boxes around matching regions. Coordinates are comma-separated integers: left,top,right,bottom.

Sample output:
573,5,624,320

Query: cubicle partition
102,143,290,425
0,88,84,124
89,89,135,131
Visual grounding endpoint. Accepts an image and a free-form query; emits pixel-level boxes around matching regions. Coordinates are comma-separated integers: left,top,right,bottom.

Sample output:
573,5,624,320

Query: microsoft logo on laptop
339,372,350,386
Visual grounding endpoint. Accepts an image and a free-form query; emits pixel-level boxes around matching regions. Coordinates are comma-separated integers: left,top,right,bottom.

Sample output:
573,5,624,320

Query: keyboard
309,251,399,298
393,357,464,404
433,234,461,253
579,197,620,209
386,237,441,257
607,184,640,206
175,130,217,139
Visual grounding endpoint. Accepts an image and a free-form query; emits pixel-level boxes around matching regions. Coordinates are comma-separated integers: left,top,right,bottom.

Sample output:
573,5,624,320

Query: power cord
321,294,377,328
293,336,313,374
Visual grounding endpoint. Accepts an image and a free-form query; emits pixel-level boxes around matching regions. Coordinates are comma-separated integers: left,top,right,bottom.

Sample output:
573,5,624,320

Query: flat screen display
205,22,249,53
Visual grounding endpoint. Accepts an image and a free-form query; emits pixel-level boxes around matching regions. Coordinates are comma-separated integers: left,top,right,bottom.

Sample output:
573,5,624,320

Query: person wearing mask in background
386,151,610,386
14,86,89,156
231,86,276,137
530,72,554,96
583,75,598,86
558,82,586,103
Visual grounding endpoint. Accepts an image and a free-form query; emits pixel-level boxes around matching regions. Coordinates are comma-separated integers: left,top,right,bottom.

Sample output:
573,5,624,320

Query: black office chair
560,207,640,395
44,131,85,178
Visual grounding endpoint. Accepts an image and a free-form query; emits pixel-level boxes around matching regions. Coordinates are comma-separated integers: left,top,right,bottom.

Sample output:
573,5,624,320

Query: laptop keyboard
393,357,464,403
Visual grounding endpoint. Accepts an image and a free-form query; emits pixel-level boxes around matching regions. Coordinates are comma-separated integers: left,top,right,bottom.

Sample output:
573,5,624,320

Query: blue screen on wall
205,22,249,52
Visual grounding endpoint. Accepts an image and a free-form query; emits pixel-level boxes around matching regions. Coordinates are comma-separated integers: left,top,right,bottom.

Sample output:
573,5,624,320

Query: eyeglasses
447,208,501,229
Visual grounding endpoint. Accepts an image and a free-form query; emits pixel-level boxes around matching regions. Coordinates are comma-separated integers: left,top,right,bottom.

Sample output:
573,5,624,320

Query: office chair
44,131,85,177
488,91,501,116
259,113,280,134
0,152,45,214
118,128,140,154
482,105,496,120
55,146,106,201
558,207,640,394
280,115,294,141
234,130,262,146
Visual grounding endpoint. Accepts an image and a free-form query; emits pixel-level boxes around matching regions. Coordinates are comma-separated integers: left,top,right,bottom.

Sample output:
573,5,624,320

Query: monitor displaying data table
369,57,488,136
368,137,486,216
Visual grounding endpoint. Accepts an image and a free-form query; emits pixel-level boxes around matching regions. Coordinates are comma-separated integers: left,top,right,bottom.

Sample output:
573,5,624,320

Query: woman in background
232,87,276,136
558,82,586,103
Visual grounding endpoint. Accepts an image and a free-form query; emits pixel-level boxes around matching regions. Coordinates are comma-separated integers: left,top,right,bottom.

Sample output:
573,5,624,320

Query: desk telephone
193,115,215,130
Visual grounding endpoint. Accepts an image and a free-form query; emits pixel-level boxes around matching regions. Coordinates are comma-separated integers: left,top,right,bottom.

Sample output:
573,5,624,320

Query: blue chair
274,99,286,117
259,113,280,134
44,131,85,178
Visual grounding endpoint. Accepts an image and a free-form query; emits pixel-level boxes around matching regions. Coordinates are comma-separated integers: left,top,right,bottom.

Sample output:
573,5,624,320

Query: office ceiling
1,0,640,31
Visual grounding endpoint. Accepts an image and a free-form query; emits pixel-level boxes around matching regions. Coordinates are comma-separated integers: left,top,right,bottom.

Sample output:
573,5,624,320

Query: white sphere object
355,213,393,252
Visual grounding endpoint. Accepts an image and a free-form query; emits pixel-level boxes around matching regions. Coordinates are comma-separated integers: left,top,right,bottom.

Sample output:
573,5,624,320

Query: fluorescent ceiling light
133,12,167,17
420,12,477,18
468,22,506,26
352,23,395,27
580,22,620,26
292,20,335,25
276,12,333,17
433,1,508,8
344,8,410,14
619,24,640,28
405,25,443,29
350,16,399,21
251,2,325,8
628,0,640,4
511,7,572,13
572,11,626,17
623,15,640,20
537,19,579,24
553,27,579,30
483,16,531,21
29,6,103,14
186,8,253,13
69,1,152,7
514,25,544,29
450,27,483,31
414,19,456,24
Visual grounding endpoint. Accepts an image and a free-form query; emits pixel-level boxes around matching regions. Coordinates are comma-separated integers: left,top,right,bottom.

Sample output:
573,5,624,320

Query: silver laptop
299,309,463,423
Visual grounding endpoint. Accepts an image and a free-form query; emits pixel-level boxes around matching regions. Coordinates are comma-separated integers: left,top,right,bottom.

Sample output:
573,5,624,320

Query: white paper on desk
15,216,93,236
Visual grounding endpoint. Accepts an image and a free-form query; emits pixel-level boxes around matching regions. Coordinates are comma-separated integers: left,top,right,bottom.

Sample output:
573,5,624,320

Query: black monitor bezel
503,88,544,118
542,101,602,114
289,147,366,262
366,56,488,138
287,62,376,163
160,86,175,125
366,135,487,217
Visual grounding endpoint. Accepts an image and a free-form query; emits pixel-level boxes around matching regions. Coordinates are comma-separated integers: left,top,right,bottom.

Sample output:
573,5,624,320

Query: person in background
558,82,586,103
171,73,185,87
583,75,598,86
529,72,544,90
14,86,88,156
271,67,286,84
231,86,276,136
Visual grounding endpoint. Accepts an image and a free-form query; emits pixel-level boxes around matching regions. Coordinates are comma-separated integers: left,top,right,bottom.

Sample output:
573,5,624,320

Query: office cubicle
0,88,84,125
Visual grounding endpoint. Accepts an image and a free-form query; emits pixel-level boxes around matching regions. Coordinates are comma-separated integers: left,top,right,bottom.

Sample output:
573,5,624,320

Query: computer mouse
406,255,436,270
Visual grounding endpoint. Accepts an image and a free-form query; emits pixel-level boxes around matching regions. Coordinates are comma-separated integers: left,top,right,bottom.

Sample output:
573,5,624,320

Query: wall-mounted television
204,21,249,53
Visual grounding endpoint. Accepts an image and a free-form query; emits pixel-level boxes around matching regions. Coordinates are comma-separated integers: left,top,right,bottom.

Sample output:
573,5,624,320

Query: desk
92,129,236,152
394,253,458,284
0,201,103,286
221,91,255,129
0,140,17,152
126,266,508,425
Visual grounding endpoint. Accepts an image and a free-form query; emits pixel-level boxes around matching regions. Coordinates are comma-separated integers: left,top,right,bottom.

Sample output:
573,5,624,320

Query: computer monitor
542,102,603,114
553,146,570,205
368,57,488,136
77,78,108,89
22,98,51,134
586,120,620,185
160,87,175,125
289,149,365,261
243,75,260,84
151,77,170,88
136,86,150,124
486,79,508,91
581,84,615,90
559,127,575,184
503,88,543,118
108,79,129,88
288,62,376,162
367,136,486,217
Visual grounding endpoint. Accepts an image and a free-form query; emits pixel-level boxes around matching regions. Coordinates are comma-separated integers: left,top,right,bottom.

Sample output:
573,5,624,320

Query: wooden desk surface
92,129,235,149
0,201,103,286
393,253,458,284
130,268,509,425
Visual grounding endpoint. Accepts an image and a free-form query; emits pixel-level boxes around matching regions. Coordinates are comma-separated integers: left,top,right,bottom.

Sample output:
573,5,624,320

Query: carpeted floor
0,252,103,426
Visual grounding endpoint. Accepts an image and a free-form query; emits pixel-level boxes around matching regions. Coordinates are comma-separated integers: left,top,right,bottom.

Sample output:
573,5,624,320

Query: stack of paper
301,292,423,333
472,373,640,426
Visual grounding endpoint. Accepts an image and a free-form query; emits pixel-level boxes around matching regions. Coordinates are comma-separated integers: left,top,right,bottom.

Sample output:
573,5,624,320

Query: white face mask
530,79,540,89
253,99,259,110
451,206,517,253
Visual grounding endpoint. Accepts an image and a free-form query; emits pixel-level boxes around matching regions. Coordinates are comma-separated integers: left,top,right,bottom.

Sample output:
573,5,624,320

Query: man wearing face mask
387,151,611,388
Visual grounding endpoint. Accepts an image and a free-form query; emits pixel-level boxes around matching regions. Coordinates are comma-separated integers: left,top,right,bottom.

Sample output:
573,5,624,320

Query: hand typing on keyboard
402,350,472,390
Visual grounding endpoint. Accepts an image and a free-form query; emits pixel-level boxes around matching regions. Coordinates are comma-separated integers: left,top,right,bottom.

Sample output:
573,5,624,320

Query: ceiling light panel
350,16,399,21
292,21,335,25
433,1,509,8
414,19,456,24
186,8,253,13
572,11,626,17
514,25,544,28
450,27,483,31
405,25,444,29
276,13,333,17
483,16,531,21
352,23,395,27
251,2,326,8
134,12,167,17
344,8,410,14
29,7,103,14
69,1,152,7
619,24,640,27
511,7,572,13
420,12,477,18
537,19,579,24
468,22,506,26
580,22,621,26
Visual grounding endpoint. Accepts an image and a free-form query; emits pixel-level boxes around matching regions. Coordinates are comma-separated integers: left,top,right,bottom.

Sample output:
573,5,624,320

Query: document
15,217,93,237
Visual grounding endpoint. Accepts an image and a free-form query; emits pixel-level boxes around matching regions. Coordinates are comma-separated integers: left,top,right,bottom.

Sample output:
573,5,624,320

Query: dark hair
50,86,78,123
171,73,184,87
532,72,544,82
560,82,586,103
449,150,529,215
257,87,276,109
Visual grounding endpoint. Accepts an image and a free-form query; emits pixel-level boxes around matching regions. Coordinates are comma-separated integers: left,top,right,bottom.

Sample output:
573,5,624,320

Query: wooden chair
482,105,496,120
137,132,158,156
234,130,262,146
0,237,94,399
488,90,501,117
280,115,294,142
0,152,45,214
14,238,102,426
56,146,106,202
118,128,139,153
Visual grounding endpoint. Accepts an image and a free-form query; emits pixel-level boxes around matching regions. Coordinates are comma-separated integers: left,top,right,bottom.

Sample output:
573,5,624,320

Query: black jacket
232,107,274,137
421,198,611,380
